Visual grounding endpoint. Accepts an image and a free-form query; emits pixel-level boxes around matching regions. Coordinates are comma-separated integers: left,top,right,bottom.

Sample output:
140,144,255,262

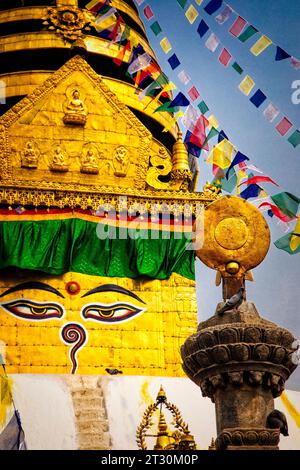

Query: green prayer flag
220,167,237,193
150,21,162,36
238,25,258,43
232,62,243,75
271,192,300,218
274,232,300,255
154,101,179,113
177,0,188,8
198,100,209,114
201,127,219,148
288,129,300,148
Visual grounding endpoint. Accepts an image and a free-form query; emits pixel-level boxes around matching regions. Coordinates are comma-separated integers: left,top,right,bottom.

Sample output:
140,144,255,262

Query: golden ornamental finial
171,130,192,191
136,386,197,450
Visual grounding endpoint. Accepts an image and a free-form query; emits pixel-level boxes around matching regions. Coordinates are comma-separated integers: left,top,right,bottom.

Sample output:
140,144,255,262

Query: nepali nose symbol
60,323,88,374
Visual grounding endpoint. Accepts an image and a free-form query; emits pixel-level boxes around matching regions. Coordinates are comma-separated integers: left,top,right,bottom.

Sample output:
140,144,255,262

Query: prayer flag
195,0,204,4
150,21,162,36
181,105,198,129
160,37,172,53
188,86,200,102
95,8,117,29
259,203,296,222
168,53,181,70
162,111,184,132
275,117,293,136
225,151,249,179
178,70,191,85
274,232,300,255
197,20,209,38
288,129,300,148
291,57,300,69
135,0,145,5
204,0,223,15
271,192,300,219
249,89,267,108
127,52,152,75
290,217,300,251
220,167,237,193
155,92,190,113
263,103,279,122
239,175,279,187
215,5,233,24
201,126,219,148
238,75,255,96
207,115,219,129
198,100,209,114
229,16,246,37
240,184,261,200
218,48,232,66
275,46,291,61
185,5,199,24
113,39,131,66
205,33,220,52
232,62,243,74
250,35,272,56
218,130,228,143
177,0,188,8
86,0,104,10
206,139,234,169
189,115,209,150
143,5,154,20
238,25,258,43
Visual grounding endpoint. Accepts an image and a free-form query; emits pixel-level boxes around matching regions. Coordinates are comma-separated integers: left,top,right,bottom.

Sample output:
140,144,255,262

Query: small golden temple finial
171,131,192,191
136,386,197,450
208,437,216,450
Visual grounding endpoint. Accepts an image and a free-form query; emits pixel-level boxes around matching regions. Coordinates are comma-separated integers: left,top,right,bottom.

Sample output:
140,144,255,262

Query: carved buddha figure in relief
50,145,69,172
63,89,87,126
81,147,99,174
21,142,38,169
113,146,129,177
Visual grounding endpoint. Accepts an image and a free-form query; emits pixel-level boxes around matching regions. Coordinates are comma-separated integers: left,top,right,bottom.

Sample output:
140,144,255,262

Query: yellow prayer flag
290,217,300,251
162,111,184,133
238,75,255,96
206,139,234,169
250,35,272,56
160,37,172,54
236,170,248,195
207,115,219,129
185,5,199,24
195,0,203,4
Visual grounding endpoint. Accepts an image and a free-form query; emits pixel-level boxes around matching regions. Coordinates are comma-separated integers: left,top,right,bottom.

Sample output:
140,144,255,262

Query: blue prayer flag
167,53,181,70
226,151,249,180
250,89,267,108
275,46,291,61
240,184,261,200
204,0,223,16
197,20,209,38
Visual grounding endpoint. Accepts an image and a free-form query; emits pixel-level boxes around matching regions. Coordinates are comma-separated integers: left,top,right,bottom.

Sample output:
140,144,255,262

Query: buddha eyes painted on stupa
0,281,146,325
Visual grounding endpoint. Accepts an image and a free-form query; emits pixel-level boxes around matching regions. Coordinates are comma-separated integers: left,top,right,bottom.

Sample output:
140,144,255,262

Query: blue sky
136,0,300,390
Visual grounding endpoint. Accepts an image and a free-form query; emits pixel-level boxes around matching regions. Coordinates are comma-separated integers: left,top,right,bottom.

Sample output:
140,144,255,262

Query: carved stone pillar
181,303,297,450
182,195,298,450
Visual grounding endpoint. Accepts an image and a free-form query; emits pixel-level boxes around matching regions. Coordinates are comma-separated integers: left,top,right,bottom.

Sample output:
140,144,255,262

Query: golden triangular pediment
0,55,153,193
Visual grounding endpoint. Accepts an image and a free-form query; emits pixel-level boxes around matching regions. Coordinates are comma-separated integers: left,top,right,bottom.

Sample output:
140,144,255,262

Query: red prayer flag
229,16,247,37
187,86,200,102
189,115,209,151
218,48,232,67
259,203,297,223
239,176,279,187
143,5,154,20
275,117,293,136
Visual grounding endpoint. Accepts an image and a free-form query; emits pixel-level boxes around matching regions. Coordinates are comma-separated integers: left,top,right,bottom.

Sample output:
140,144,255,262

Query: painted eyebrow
0,281,65,299
81,284,145,304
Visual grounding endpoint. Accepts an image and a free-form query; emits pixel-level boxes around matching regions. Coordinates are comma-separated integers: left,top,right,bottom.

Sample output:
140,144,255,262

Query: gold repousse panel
0,272,197,376
0,55,153,192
